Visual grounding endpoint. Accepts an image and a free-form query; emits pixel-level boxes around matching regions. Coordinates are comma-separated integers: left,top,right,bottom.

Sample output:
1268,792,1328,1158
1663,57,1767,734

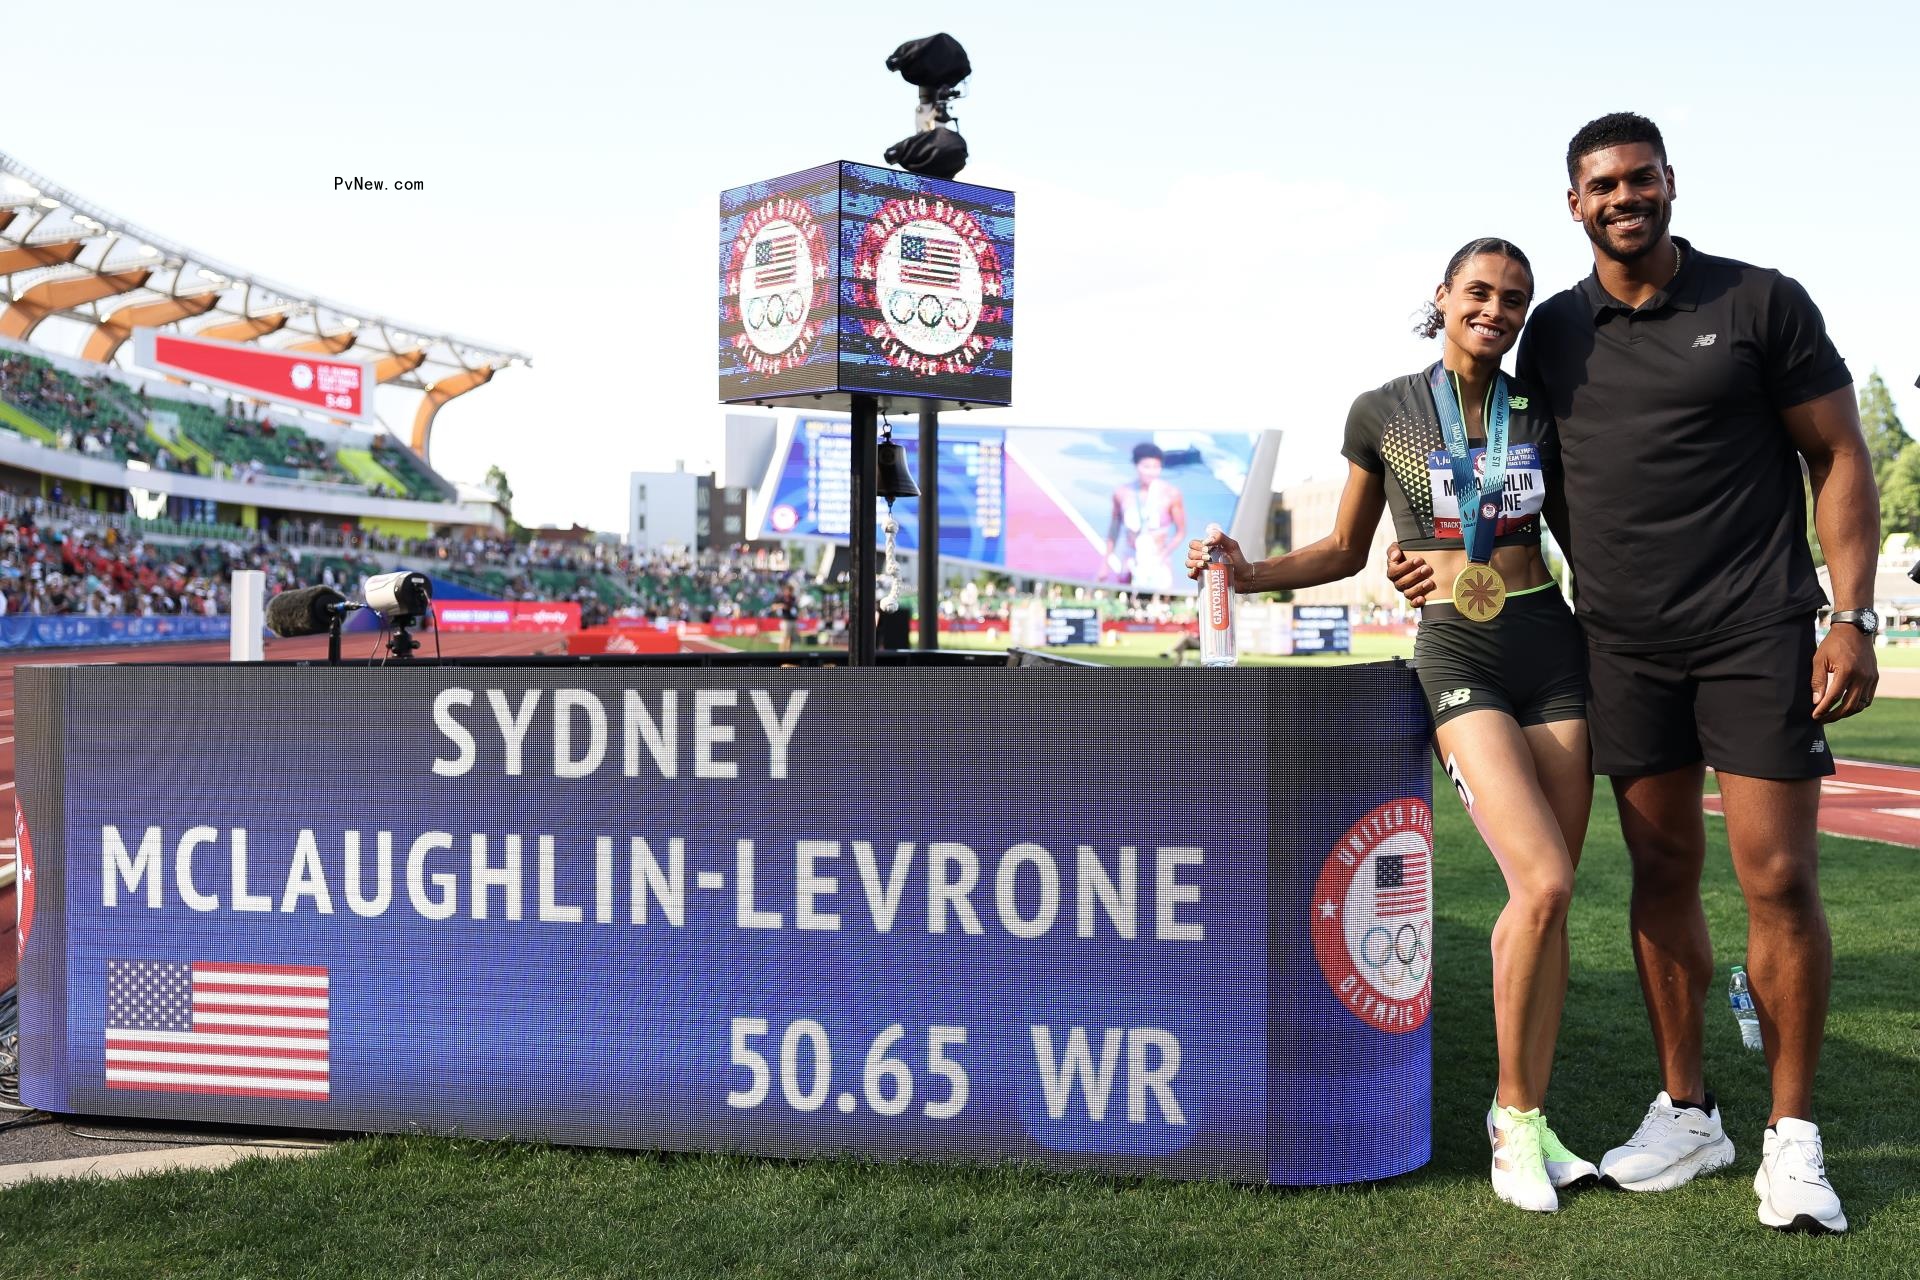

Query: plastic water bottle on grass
1729,965,1763,1051
1201,523,1237,668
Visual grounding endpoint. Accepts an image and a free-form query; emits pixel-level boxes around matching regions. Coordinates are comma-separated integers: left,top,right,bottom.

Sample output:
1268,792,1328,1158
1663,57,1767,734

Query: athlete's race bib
1426,443,1544,539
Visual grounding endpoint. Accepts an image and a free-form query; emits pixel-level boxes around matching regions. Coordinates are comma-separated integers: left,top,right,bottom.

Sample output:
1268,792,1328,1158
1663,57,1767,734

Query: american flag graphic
899,235,962,287
105,960,330,1100
754,234,797,288
1374,850,1429,918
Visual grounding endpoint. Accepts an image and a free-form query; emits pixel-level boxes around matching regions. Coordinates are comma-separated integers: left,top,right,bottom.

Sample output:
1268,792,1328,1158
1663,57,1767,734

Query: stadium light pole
849,394,880,666
917,404,939,650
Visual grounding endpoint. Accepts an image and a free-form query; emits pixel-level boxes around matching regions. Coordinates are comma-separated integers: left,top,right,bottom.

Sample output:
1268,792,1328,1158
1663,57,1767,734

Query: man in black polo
1387,112,1880,1234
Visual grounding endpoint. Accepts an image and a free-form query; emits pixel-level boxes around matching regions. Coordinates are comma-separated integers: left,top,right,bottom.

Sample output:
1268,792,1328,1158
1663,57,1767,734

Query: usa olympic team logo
1310,799,1433,1034
724,197,830,375
853,197,1004,377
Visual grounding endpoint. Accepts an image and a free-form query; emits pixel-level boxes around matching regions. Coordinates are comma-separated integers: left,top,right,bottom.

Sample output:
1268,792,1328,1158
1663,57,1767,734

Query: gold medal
1451,563,1506,622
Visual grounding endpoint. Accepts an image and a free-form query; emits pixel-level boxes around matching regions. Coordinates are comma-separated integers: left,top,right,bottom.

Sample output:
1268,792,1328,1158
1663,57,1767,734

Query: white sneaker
1540,1117,1601,1190
1755,1117,1847,1234
1599,1090,1736,1192
1488,1104,1559,1212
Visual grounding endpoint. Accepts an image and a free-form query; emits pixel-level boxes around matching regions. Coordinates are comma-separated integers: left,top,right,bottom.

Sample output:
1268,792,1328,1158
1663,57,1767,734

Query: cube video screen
719,163,1014,409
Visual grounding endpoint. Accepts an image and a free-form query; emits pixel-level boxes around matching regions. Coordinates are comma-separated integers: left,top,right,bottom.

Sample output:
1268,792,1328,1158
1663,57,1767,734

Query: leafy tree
1881,441,1920,547
484,464,514,512
1859,371,1910,493
483,464,524,539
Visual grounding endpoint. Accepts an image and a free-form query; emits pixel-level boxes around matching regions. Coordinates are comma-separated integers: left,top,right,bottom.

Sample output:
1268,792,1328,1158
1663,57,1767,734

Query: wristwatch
1829,608,1879,636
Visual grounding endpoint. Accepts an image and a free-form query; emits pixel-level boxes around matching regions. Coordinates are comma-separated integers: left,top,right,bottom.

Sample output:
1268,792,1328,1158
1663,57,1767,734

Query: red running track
1705,758,1920,850
0,631,571,993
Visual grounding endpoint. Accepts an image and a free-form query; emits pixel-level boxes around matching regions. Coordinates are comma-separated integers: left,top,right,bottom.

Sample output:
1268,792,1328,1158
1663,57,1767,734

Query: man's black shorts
1586,614,1834,780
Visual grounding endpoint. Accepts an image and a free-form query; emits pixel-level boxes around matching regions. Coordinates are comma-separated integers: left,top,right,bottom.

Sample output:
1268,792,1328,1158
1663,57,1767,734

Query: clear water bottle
1200,522,1237,668
1729,964,1763,1051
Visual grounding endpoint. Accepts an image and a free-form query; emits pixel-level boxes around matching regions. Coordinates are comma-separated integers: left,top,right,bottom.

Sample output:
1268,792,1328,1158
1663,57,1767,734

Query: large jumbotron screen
750,417,1276,593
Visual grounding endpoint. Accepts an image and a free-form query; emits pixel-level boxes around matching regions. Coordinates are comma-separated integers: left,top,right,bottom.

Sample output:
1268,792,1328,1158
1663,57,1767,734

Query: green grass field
1827,696,1920,766
2,648,1914,1278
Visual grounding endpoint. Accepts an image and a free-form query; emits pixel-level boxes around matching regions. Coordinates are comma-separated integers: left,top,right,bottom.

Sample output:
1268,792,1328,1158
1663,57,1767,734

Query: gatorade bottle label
1206,564,1231,630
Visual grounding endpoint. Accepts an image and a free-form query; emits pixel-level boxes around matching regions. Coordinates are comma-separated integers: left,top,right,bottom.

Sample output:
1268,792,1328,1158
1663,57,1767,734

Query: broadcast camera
884,33,971,180
363,571,433,661
364,571,431,619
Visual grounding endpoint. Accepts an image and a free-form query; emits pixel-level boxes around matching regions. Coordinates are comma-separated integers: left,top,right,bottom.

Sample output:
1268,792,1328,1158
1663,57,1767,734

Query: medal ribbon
1428,362,1510,565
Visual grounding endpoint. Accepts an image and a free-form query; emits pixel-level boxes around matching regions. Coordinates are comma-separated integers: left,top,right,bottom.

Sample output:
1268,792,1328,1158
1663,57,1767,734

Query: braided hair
1415,238,1533,339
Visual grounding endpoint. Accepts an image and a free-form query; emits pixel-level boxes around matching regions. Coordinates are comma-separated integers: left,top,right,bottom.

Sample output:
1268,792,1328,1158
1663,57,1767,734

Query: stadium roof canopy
0,150,529,459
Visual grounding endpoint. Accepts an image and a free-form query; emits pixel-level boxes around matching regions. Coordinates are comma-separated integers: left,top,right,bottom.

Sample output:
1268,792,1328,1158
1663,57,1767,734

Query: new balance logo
1691,333,1718,348
1436,688,1473,712
1812,739,1828,754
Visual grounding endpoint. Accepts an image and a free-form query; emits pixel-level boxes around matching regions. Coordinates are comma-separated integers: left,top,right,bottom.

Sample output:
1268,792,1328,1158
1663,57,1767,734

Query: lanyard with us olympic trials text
1428,362,1511,621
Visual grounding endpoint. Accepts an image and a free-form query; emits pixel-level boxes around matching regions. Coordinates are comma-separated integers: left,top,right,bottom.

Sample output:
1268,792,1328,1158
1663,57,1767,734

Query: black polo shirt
1516,238,1851,652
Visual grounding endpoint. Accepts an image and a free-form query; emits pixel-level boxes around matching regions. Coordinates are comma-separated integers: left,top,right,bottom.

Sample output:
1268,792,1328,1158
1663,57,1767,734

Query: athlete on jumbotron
1106,443,1185,591
1189,236,1600,1213
1387,113,1878,1234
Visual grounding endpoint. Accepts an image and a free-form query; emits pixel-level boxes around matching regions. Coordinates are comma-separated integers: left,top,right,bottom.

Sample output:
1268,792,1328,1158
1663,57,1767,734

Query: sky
5,0,1916,532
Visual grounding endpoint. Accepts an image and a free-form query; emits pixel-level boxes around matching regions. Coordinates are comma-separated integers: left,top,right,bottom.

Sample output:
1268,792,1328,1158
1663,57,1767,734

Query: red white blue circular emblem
853,196,1004,377
1310,799,1433,1034
724,198,830,376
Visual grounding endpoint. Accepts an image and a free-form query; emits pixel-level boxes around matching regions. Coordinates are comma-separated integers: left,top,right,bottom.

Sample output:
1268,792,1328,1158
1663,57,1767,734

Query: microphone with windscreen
265,585,357,638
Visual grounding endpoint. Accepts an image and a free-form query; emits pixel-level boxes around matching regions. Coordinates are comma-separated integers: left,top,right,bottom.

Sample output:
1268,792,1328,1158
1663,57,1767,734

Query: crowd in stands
0,353,154,464
0,348,443,499
0,489,1214,633
0,492,823,627
0,502,362,619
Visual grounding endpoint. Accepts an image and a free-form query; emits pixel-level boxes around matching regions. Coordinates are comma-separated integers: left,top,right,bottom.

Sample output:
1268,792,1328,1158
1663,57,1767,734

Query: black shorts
1413,586,1587,729
1586,614,1833,780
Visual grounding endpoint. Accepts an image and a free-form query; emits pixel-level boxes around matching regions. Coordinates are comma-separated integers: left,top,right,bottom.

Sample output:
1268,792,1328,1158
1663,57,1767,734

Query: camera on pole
883,33,971,180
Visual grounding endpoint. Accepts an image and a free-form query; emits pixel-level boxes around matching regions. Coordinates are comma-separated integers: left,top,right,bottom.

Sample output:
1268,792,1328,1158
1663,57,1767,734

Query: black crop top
1340,362,1558,553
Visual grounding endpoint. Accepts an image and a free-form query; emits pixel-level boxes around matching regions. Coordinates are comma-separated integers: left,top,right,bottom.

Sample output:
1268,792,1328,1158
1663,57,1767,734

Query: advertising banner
17,664,1431,1185
431,602,582,634
133,329,373,423
566,627,682,656
0,614,232,651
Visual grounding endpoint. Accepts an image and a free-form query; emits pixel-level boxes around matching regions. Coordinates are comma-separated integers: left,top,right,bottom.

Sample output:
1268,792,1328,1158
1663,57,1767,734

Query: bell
877,438,920,501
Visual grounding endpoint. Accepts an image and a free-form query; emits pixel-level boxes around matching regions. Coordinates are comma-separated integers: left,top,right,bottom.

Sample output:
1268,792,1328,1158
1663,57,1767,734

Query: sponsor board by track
431,602,581,634
0,614,232,651
16,663,1431,1185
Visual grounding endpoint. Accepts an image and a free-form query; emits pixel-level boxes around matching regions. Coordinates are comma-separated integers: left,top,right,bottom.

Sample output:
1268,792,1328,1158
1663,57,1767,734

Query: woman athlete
1187,238,1597,1213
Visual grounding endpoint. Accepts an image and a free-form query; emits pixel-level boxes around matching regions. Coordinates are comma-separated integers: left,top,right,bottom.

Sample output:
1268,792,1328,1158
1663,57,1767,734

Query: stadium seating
0,348,459,499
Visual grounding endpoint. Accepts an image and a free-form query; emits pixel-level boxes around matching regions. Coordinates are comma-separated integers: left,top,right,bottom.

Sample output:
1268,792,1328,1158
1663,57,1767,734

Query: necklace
1670,240,1684,282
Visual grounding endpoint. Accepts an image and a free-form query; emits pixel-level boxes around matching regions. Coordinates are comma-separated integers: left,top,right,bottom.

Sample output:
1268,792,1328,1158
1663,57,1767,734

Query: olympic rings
887,290,917,324
916,294,944,327
1360,918,1432,986
944,298,971,330
745,296,767,329
784,291,805,324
